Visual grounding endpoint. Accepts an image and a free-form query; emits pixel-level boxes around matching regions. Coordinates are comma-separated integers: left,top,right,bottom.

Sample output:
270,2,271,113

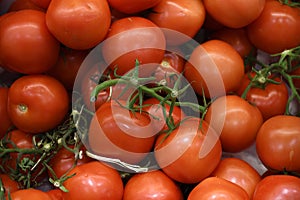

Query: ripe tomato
184,40,245,98
0,9,60,74
0,174,19,196
252,175,300,200
102,17,166,76
247,0,300,54
0,87,13,138
8,0,45,12
30,0,51,9
203,0,265,28
154,117,222,184
256,115,300,172
108,0,162,14
148,0,206,45
62,161,124,200
188,177,250,200
290,66,300,89
11,188,52,200
211,157,262,199
88,100,156,164
7,75,69,133
46,189,63,200
46,0,111,50
204,95,263,153
123,170,183,200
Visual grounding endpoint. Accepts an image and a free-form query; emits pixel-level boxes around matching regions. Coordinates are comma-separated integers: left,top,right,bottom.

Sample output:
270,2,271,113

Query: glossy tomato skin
62,161,124,200
211,157,262,199
252,175,300,200
123,170,184,200
11,188,52,200
154,117,222,184
184,40,245,98
46,189,63,200
0,87,13,138
256,115,300,172
203,0,265,28
0,9,60,74
204,95,263,153
247,0,300,54
7,75,69,133
46,0,111,50
108,0,162,14
148,0,206,45
188,177,250,200
0,174,19,196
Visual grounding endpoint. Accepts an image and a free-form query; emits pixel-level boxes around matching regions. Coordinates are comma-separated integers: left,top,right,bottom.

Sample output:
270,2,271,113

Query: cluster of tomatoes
1,0,300,199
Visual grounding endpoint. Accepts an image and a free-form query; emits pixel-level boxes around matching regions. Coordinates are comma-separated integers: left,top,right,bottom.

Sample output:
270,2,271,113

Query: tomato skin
211,157,261,199
256,115,300,172
46,189,63,200
8,0,45,12
11,188,52,200
204,95,263,153
252,175,300,200
154,117,222,184
203,0,265,28
0,174,19,196
0,9,60,74
247,0,300,54
62,161,124,200
0,87,13,138
7,75,69,133
184,40,245,98
188,177,250,200
46,0,111,50
108,0,162,14
30,0,51,9
123,170,184,200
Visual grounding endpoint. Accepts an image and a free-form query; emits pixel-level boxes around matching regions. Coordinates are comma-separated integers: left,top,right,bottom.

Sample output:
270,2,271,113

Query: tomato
46,0,111,50
204,95,263,153
290,66,300,89
256,115,300,172
88,100,156,165
123,170,184,200
188,177,250,200
184,39,245,98
10,188,52,200
0,174,19,196
154,117,222,184
148,0,206,45
8,0,45,12
211,157,262,199
46,189,63,200
62,161,123,200
236,72,289,121
247,0,300,54
0,87,13,138
252,175,300,200
203,0,265,28
102,17,166,76
30,0,51,9
0,9,60,74
7,75,69,133
108,0,162,14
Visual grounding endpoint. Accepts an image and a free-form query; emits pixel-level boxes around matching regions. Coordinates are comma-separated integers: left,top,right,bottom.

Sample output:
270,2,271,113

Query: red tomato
247,0,300,54
236,72,289,121
188,177,250,200
62,161,124,200
8,0,45,12
154,117,222,184
204,95,263,153
0,87,13,138
102,17,166,76
46,0,111,50
0,174,19,196
46,189,63,200
184,40,245,98
7,75,69,133
148,0,206,45
123,170,183,200
290,66,300,89
0,9,60,74
252,175,300,200
30,0,51,9
108,0,162,14
211,157,262,199
11,188,52,200
256,115,300,172
203,0,265,28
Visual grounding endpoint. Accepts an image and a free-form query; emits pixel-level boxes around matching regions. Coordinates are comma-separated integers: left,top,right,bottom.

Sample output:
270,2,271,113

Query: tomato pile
1,0,300,199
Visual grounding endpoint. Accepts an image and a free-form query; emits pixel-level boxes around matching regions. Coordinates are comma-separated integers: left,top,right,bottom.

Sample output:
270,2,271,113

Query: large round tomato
11,188,52,200
123,170,183,200
108,0,162,14
256,115,300,172
188,177,250,200
184,39,245,98
247,0,300,54
203,0,265,28
0,174,19,197
46,0,111,50
252,175,300,200
0,9,60,74
7,75,69,133
154,117,222,184
204,95,263,153
0,87,13,138
62,161,124,200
